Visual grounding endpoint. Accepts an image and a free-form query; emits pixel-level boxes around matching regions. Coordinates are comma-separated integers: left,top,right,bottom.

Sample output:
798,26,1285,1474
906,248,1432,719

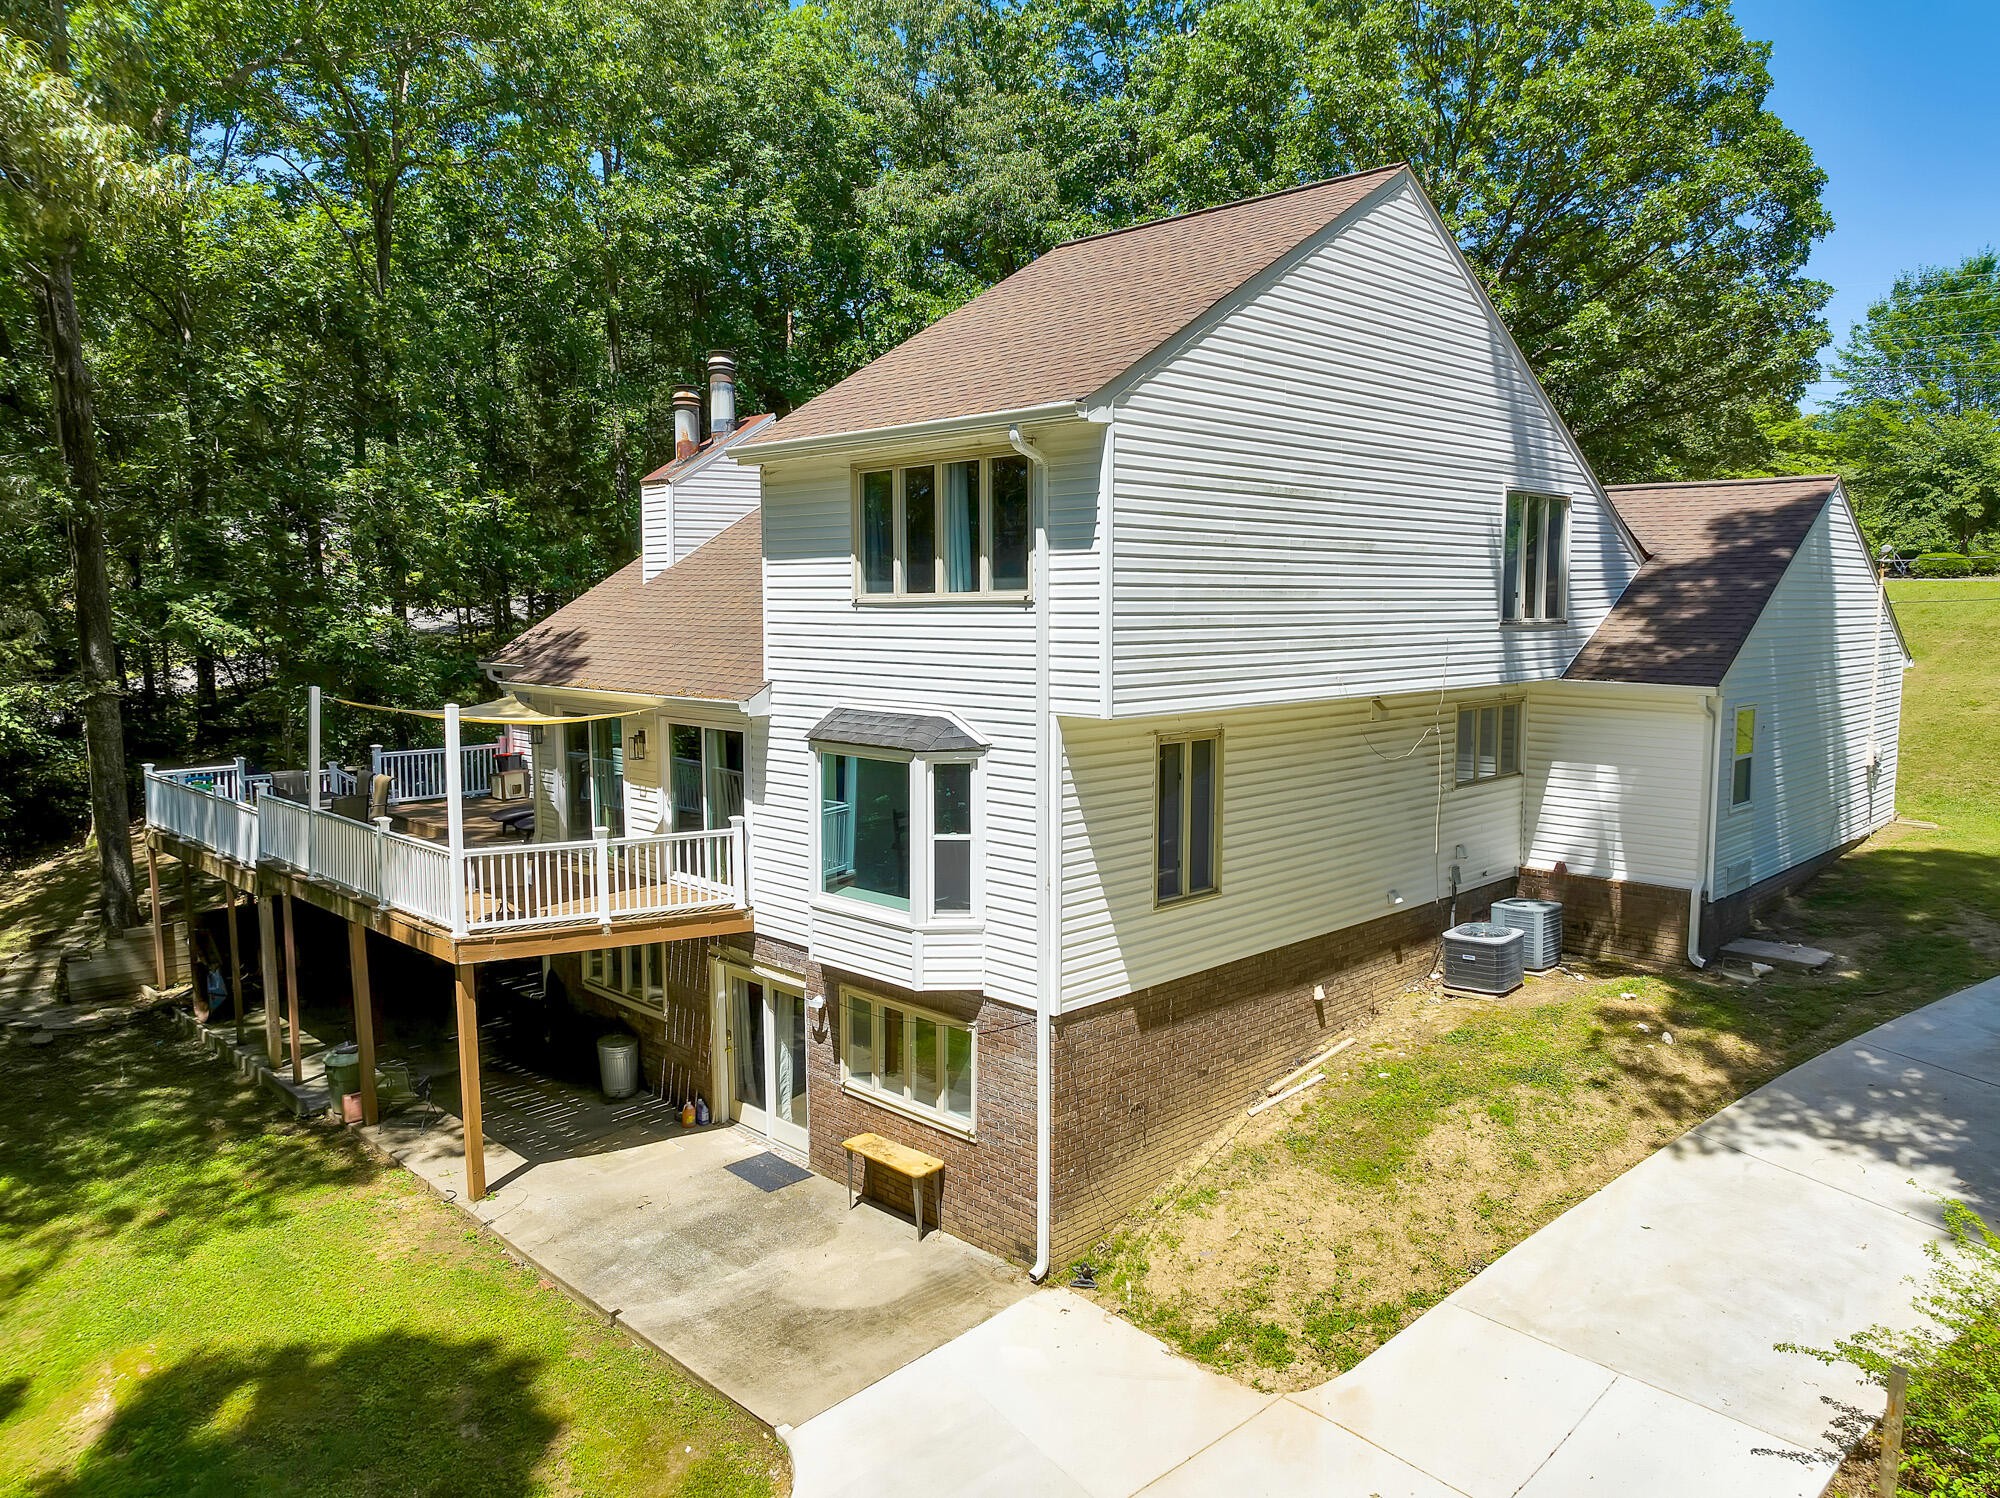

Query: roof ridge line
1606,474,1841,492
1049,164,1408,253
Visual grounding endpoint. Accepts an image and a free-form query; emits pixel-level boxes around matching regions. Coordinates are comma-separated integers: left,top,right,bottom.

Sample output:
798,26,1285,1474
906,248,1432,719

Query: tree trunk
38,249,139,930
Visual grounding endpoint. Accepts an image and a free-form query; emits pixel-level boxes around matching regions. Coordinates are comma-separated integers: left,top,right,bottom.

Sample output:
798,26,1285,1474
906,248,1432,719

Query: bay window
842,988,976,1131
819,749,980,921
856,454,1032,598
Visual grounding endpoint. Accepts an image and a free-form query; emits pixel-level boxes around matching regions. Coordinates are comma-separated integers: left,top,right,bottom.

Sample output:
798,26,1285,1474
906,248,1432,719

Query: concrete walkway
791,975,2000,1495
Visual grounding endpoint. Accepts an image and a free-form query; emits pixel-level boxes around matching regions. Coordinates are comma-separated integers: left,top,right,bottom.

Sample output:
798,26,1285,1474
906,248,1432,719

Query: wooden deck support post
146,843,166,989
257,893,281,1066
281,892,303,1084
227,888,245,1046
454,963,485,1201
348,923,379,1125
179,862,197,999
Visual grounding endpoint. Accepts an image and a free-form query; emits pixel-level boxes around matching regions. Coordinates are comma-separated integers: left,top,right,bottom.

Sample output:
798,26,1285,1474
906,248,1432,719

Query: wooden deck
392,797,536,848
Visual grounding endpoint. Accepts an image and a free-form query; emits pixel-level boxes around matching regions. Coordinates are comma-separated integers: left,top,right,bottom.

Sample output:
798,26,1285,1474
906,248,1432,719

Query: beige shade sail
331,695,635,725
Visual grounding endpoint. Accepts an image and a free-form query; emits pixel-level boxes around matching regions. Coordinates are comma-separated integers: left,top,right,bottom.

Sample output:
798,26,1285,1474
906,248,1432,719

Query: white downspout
1011,423,1056,1284
1687,693,1719,967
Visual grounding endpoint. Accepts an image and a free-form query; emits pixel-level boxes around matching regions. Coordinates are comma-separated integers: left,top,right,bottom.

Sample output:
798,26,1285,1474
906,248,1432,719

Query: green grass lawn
0,1016,787,1498
1091,578,2000,1389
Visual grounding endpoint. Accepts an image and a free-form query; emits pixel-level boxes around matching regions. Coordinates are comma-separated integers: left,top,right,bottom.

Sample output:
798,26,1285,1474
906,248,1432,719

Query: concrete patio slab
367,1106,1026,1429
1512,1377,1835,1498
1300,1302,1615,1498
1138,1398,1461,1498
1691,1037,2000,1224
1451,1137,1936,1450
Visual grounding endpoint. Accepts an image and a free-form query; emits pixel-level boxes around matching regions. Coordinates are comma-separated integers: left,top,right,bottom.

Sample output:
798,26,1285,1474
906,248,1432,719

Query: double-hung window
1502,491,1569,622
820,750,980,921
842,989,975,1131
1455,703,1522,785
1730,707,1757,808
857,455,1032,598
1156,733,1220,903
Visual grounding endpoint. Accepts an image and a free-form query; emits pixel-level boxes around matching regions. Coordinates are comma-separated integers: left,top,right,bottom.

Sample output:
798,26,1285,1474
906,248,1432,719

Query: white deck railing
370,740,509,805
142,766,745,939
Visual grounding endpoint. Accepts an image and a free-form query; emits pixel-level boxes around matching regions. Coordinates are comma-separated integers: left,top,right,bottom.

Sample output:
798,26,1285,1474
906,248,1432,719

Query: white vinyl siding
640,447,762,582
1710,491,1905,895
1105,177,1638,715
1060,693,1525,1012
1522,682,1710,887
756,420,1103,1003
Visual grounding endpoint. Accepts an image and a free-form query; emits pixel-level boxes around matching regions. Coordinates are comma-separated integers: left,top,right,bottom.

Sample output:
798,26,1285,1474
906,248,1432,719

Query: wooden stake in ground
454,964,485,1202
1878,1362,1908,1498
348,922,378,1126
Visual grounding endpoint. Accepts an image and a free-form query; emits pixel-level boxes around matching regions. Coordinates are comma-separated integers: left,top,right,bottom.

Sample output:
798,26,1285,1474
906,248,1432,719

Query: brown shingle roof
640,413,775,485
490,512,764,702
748,166,1406,448
1566,476,1840,687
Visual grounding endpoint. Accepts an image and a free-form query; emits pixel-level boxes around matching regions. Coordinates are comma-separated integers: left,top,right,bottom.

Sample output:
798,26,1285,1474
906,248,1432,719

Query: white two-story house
489,165,1907,1273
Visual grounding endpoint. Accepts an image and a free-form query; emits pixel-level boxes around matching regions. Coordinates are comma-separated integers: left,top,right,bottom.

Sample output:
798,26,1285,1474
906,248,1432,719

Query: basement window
841,988,976,1131
855,455,1032,599
1455,703,1522,785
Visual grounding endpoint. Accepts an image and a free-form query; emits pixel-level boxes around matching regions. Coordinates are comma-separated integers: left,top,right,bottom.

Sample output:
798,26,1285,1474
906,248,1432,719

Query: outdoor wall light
629,729,647,761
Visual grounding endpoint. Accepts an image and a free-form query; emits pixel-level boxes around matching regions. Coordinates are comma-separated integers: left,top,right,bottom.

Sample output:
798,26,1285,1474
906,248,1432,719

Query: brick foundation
1699,834,1871,957
1044,877,1515,1266
1514,868,1690,967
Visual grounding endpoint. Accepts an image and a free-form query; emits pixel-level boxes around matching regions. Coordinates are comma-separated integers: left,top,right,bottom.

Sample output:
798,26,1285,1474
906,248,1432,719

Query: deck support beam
454,964,485,1202
257,894,281,1066
348,923,379,1125
146,844,166,989
227,889,245,1047
281,893,303,1084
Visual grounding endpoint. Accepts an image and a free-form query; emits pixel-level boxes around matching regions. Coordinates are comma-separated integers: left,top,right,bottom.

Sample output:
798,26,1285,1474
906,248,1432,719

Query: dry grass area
1086,813,2000,1392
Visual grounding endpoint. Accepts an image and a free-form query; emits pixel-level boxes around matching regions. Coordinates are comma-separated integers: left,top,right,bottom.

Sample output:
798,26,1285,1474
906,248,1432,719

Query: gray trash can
597,1033,640,1099
323,1042,362,1100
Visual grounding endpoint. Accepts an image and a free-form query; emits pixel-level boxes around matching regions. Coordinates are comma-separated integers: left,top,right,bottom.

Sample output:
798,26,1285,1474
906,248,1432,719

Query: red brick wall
788,936,1039,1264
1514,868,1688,966
1045,878,1516,1266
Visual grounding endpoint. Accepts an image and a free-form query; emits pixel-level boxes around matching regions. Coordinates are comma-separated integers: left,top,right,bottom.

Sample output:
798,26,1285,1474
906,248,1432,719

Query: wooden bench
842,1132,944,1240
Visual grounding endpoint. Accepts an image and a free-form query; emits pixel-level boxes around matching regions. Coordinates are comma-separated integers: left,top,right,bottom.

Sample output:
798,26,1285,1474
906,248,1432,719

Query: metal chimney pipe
707,350,737,438
671,386,701,460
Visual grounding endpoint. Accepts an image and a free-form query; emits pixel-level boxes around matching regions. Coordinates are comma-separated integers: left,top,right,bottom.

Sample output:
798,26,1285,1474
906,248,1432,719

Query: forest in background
1,0,1995,913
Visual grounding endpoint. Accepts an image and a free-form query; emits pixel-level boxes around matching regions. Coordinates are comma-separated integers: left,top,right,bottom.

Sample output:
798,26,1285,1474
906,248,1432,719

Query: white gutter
1687,693,1720,967
734,401,1082,466
1011,422,1057,1284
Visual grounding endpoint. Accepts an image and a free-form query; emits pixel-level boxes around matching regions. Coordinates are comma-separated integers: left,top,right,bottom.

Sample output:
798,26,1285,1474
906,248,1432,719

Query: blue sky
1733,0,2000,405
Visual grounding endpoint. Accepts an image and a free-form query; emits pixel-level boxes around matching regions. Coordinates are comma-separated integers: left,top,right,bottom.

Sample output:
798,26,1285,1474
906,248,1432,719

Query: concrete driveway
791,974,2000,1495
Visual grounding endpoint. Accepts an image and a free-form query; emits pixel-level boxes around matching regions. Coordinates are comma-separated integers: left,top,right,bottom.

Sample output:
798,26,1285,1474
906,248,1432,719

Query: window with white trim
819,750,980,920
1455,702,1522,785
842,989,975,1130
583,942,666,1005
1731,706,1757,808
1156,733,1220,903
857,455,1032,598
1502,491,1569,622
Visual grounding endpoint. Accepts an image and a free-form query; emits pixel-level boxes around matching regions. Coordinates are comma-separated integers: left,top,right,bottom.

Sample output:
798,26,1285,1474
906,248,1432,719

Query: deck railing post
373,816,390,906
142,763,156,828
233,756,248,803
595,825,612,927
729,815,748,907
444,704,468,938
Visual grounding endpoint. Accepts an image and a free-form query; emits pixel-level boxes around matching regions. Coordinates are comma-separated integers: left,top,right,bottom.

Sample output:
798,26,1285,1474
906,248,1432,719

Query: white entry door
727,974,809,1152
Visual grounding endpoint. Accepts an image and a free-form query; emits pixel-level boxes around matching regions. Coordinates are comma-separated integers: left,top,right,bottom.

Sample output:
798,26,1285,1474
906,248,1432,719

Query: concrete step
1721,938,1834,971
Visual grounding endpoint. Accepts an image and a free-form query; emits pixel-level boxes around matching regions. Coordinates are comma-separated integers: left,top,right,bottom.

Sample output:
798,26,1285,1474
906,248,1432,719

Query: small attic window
1502,491,1568,622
